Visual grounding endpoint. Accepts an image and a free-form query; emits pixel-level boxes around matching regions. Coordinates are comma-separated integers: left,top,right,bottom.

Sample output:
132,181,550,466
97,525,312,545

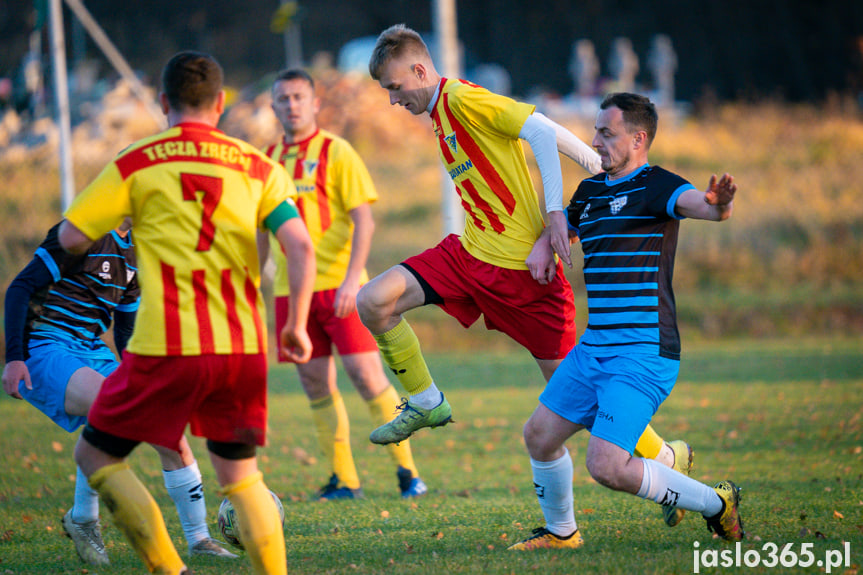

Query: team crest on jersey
609,195,628,214
301,160,318,177
444,133,458,154
126,269,135,284
98,260,111,280
580,203,591,220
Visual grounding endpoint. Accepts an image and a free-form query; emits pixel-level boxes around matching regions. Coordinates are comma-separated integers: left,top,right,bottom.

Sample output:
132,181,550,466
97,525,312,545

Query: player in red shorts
261,68,427,500
358,27,691,511
58,51,315,575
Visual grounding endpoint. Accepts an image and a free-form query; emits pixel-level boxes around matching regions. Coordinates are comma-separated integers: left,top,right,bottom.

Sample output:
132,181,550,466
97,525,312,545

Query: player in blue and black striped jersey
2,220,236,565
510,93,743,551
569,163,692,360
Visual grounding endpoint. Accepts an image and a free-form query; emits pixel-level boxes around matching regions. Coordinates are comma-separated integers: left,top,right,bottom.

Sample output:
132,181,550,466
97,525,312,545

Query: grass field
0,337,861,574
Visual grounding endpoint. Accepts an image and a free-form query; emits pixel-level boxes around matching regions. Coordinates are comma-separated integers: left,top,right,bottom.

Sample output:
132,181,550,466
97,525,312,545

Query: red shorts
88,352,269,451
275,288,378,363
402,234,576,360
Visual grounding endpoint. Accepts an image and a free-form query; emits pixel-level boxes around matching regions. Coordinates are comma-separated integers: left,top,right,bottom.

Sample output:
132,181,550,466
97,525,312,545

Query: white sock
531,449,577,537
71,466,100,523
410,383,442,409
163,461,209,545
637,458,723,516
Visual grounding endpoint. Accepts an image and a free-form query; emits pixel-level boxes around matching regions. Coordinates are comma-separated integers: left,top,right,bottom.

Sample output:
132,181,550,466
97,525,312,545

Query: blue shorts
539,344,679,453
21,340,118,432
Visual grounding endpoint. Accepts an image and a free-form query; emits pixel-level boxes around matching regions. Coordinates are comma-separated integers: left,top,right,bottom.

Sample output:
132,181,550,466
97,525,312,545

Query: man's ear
412,62,427,81
215,90,226,114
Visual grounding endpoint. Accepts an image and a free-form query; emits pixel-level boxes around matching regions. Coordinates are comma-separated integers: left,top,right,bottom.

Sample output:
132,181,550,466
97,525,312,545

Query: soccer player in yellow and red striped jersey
261,69,426,500
58,51,315,575
359,24,688,488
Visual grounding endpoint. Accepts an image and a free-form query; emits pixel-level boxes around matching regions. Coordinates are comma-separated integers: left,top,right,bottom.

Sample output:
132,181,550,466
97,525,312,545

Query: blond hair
369,24,431,80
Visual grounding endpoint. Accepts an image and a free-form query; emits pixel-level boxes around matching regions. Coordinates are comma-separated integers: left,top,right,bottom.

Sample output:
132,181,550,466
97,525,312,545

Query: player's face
377,56,431,115
592,106,637,176
271,78,320,140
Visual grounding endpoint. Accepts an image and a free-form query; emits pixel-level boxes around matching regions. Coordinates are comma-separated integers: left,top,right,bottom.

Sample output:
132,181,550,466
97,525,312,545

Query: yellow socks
89,462,185,574
310,391,360,489
373,319,433,395
223,472,286,575
367,385,419,476
634,424,664,460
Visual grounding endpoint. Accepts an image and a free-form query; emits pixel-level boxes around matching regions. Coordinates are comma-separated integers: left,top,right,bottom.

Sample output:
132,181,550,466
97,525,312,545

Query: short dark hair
600,92,658,146
161,51,223,111
272,68,315,92
369,24,430,80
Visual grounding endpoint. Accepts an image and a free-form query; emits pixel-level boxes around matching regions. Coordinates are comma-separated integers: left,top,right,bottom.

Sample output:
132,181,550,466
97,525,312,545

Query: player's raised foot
662,440,694,527
397,466,428,498
62,509,110,566
315,473,364,501
189,537,238,558
369,395,452,445
705,480,745,541
507,527,584,551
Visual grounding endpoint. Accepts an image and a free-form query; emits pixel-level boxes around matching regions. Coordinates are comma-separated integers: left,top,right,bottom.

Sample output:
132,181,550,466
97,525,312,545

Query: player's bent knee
356,285,383,324
585,457,625,491
81,423,140,459
522,419,558,460
151,444,186,469
207,439,256,460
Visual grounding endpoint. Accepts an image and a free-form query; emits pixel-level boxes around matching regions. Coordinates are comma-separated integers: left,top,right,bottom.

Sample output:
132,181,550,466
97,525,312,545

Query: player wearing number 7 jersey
358,24,688,487
57,51,315,575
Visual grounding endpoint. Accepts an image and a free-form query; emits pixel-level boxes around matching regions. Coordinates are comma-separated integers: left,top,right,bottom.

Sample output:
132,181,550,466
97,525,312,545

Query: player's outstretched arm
675,173,736,221
275,217,316,363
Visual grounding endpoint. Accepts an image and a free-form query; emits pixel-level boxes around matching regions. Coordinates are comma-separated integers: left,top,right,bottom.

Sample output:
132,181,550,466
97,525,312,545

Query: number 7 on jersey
181,173,223,251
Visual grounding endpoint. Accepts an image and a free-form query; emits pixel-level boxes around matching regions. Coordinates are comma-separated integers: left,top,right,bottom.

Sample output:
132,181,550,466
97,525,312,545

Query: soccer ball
217,490,285,550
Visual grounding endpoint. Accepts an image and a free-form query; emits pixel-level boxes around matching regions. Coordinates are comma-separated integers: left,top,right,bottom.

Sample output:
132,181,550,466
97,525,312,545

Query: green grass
0,338,861,574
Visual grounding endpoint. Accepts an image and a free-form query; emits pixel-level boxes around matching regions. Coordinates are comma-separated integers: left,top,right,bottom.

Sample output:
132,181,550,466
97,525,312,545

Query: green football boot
369,394,452,444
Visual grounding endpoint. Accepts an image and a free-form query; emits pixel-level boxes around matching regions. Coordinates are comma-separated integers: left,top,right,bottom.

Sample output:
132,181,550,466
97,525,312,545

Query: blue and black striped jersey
24,223,139,352
566,164,695,360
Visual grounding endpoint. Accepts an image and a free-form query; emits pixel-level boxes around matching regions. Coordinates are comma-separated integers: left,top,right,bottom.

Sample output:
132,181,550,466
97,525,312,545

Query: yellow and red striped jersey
431,78,545,270
264,129,377,295
64,122,297,357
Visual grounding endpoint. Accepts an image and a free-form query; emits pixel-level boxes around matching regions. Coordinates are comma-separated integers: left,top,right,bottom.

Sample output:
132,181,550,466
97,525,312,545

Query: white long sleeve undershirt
519,113,565,213
520,113,602,214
